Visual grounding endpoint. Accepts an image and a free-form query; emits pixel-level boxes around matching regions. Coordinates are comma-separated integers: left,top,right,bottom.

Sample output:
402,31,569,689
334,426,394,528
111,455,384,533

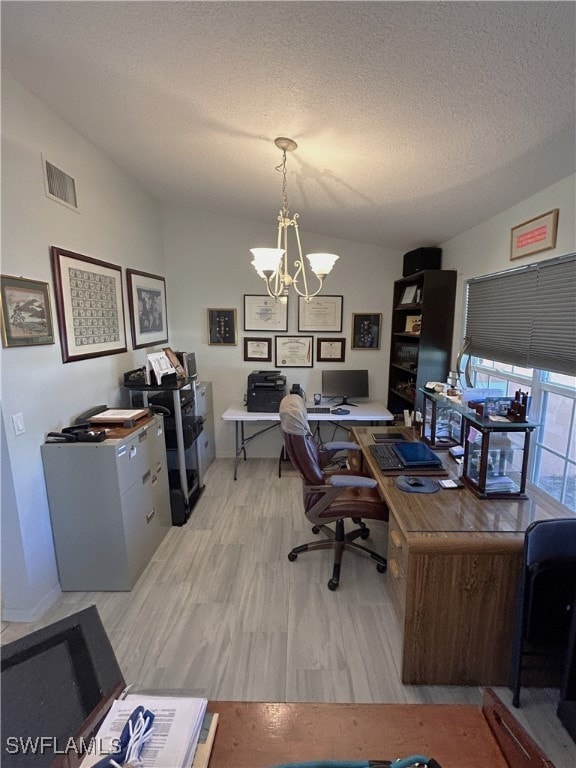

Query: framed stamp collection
50,246,127,363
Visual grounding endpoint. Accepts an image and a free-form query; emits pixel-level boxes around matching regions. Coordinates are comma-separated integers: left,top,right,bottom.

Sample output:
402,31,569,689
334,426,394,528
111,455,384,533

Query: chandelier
250,137,338,301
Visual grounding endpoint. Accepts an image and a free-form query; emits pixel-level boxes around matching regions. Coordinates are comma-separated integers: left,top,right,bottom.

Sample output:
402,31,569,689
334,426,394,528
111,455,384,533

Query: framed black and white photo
0,274,55,347
208,308,237,345
316,337,345,363
51,246,127,362
126,269,168,349
244,336,272,362
275,335,313,367
351,313,382,349
244,295,288,331
298,295,343,332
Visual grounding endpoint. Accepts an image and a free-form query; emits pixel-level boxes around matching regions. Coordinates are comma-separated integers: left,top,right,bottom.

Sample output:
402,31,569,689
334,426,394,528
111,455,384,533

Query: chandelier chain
275,149,290,218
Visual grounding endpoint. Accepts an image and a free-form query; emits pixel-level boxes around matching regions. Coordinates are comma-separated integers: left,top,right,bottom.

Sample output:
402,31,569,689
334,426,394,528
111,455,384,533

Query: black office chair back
511,517,576,707
525,518,576,565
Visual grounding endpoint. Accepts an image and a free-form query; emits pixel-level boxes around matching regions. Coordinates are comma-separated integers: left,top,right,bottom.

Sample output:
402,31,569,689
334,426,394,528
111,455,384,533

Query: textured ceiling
2,1,575,250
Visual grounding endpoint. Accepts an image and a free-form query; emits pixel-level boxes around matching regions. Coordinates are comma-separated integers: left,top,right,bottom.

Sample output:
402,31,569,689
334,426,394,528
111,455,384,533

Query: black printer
247,370,286,412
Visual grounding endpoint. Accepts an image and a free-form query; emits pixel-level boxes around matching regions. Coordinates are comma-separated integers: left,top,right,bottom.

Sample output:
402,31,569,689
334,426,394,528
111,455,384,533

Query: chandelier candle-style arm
249,137,339,301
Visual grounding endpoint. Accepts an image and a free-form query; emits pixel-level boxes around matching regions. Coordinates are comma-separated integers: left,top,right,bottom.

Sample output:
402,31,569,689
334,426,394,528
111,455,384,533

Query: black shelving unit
387,270,457,415
125,377,204,525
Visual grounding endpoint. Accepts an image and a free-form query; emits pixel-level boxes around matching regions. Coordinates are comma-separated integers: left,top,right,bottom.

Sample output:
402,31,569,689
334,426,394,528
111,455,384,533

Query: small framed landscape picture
208,308,237,345
244,337,272,362
351,313,382,349
0,274,55,347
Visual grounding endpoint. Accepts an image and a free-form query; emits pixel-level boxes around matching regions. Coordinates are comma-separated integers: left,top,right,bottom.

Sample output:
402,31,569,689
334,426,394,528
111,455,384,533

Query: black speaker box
402,247,442,276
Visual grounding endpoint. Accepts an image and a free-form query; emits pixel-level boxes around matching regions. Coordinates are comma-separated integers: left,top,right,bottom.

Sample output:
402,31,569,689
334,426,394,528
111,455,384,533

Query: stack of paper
81,694,207,768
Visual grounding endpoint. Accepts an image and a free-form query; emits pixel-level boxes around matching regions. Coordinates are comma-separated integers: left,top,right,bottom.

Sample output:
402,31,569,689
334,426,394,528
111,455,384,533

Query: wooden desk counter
351,426,575,686
206,690,553,768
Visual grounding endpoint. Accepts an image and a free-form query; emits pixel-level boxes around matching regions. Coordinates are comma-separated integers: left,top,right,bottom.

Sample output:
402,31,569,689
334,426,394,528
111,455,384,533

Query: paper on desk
81,694,207,768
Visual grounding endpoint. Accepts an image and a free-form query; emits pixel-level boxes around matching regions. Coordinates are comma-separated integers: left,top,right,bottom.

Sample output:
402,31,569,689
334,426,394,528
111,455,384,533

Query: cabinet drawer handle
389,559,402,580
139,429,148,443
146,508,155,524
390,530,403,550
142,469,151,484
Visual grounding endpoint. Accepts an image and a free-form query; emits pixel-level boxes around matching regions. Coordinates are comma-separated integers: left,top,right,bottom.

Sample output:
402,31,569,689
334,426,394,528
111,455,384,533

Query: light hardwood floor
2,458,575,767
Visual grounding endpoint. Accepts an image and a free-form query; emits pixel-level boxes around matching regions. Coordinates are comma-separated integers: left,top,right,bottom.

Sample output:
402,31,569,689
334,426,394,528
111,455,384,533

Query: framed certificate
274,335,313,367
316,337,345,362
297,295,343,332
244,337,272,362
244,295,288,331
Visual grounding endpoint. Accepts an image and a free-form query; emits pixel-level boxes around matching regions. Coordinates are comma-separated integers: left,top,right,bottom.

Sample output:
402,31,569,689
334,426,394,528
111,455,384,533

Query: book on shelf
80,693,208,768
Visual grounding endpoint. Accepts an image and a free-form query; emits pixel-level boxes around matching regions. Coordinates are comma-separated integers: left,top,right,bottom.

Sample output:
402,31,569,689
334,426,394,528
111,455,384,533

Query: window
469,357,576,510
463,253,576,510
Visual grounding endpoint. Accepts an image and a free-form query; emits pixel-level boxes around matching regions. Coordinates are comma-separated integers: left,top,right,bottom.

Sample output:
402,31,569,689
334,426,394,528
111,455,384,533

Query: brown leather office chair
279,394,388,590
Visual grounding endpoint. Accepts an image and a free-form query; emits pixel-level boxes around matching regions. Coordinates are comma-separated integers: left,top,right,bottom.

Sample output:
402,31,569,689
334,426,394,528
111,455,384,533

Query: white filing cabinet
196,381,215,475
41,414,171,591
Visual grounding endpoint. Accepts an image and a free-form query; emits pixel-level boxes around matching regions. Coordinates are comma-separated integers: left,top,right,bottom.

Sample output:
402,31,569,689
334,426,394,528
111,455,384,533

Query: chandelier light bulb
306,253,339,277
250,248,284,275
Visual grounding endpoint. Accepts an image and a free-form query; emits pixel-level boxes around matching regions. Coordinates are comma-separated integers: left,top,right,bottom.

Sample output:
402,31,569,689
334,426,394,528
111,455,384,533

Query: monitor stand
334,396,358,407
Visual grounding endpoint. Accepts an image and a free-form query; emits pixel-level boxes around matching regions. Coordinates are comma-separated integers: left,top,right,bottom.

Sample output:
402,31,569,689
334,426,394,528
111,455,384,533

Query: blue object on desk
270,756,442,768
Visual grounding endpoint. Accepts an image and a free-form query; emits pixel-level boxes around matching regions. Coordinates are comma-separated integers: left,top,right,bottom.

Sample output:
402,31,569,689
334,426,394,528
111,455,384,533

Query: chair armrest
324,441,360,451
328,474,377,488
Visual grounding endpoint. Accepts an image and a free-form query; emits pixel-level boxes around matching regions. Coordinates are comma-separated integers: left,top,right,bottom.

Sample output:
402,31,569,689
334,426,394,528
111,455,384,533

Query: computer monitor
1,606,125,768
321,369,369,407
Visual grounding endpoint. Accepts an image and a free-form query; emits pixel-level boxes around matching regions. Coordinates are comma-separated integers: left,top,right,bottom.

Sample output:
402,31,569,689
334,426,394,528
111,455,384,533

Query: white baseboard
1,584,61,623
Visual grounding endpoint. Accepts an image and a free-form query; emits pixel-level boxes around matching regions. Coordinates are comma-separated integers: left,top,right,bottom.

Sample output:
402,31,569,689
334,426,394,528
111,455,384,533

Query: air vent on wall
42,155,79,211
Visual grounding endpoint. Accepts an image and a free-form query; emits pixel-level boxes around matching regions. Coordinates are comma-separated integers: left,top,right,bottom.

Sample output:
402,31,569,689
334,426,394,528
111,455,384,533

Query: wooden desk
206,689,554,767
351,425,575,686
222,401,393,479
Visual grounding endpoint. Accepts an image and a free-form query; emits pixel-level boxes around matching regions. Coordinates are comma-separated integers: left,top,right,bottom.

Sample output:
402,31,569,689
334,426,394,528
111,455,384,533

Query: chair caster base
311,526,320,534
327,578,339,591
377,563,387,573
288,552,298,562
360,528,370,540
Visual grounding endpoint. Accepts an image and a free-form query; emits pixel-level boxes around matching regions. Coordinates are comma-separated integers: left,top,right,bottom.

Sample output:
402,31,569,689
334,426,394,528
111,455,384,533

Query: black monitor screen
1,606,124,768
321,369,369,406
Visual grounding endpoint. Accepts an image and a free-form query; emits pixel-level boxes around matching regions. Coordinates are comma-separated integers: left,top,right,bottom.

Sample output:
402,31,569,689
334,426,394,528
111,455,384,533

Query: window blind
465,253,576,376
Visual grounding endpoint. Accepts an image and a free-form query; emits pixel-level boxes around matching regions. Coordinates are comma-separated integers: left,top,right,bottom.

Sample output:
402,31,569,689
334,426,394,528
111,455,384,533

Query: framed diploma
244,295,288,331
244,337,272,362
274,335,314,367
316,337,345,363
297,295,343,332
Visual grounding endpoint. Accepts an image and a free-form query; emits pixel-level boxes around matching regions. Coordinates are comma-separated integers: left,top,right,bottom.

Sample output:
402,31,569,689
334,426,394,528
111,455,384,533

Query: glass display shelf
419,388,468,449
461,412,540,499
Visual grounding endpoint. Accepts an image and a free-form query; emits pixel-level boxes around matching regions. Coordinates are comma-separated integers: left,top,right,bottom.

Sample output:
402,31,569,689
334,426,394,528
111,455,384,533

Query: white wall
1,72,167,620
162,206,402,457
440,174,576,366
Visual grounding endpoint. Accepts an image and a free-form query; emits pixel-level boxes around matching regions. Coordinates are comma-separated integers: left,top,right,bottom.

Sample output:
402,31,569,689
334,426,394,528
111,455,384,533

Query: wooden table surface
206,690,553,768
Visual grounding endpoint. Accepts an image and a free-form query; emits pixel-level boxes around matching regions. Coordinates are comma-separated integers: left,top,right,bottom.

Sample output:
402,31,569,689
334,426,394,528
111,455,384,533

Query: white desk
222,401,394,479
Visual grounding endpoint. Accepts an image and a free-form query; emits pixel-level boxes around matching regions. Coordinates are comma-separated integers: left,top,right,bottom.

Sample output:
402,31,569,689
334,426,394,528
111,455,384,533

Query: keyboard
368,442,404,471
307,406,331,414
